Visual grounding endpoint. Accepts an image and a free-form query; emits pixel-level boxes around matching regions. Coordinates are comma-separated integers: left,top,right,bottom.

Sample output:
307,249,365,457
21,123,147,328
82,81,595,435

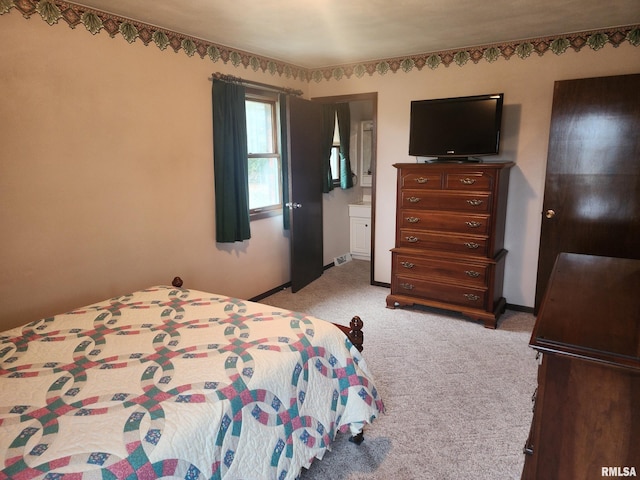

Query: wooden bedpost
349,316,364,352
333,316,364,352
172,277,183,287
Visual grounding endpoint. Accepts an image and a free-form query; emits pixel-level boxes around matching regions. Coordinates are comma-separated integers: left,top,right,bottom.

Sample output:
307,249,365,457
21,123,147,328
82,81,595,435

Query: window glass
330,146,340,182
246,100,274,153
248,157,280,209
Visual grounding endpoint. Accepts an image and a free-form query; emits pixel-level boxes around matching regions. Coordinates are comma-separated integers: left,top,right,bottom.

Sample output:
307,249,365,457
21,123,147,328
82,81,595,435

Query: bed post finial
349,315,364,352
172,277,183,288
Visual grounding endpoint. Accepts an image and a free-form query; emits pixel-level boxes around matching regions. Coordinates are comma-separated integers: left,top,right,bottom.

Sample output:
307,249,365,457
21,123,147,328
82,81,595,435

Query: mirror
360,120,373,187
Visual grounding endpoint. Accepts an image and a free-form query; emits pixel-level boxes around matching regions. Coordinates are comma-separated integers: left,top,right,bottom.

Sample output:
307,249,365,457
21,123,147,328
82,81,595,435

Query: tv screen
408,93,504,160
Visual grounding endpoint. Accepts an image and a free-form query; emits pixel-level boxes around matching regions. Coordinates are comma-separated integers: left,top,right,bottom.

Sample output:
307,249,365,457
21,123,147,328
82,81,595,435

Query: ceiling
72,0,640,68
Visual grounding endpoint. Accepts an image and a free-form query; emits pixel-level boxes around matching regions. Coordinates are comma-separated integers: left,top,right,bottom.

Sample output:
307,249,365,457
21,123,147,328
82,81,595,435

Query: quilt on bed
0,286,383,480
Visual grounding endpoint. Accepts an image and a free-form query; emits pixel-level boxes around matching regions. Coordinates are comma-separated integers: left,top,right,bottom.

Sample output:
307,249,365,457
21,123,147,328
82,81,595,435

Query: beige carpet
260,259,537,480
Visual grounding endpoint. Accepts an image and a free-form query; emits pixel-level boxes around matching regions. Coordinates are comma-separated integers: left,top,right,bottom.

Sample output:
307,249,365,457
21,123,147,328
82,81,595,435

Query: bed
0,281,383,479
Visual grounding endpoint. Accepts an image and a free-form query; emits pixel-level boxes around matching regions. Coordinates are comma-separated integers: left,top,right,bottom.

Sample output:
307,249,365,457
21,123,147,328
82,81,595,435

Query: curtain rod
210,72,303,96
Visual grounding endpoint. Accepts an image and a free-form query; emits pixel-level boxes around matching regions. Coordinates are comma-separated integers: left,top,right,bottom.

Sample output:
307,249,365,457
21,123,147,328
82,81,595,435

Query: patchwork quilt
0,286,383,479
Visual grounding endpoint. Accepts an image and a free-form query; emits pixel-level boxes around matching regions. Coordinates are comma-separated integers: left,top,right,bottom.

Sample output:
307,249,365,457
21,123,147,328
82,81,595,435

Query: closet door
534,74,640,312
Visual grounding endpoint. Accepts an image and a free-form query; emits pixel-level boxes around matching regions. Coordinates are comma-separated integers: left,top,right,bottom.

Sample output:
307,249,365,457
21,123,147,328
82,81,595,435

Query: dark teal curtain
212,80,251,243
321,104,337,193
279,93,291,230
336,103,354,189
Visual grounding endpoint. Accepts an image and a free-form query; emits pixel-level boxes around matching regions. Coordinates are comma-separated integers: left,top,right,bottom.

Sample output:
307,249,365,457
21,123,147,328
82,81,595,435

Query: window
329,114,341,185
329,145,341,184
245,91,281,218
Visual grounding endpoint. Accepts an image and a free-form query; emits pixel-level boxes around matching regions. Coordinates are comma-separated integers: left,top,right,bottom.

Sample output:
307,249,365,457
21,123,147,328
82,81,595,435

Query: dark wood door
534,74,640,312
287,96,324,292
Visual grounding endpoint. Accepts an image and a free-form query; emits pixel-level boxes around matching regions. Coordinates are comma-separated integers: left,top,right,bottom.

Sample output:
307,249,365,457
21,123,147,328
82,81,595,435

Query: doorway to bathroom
312,92,378,285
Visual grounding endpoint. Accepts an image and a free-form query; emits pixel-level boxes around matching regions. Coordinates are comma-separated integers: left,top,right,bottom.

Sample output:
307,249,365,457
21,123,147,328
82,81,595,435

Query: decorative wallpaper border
2,0,639,83
1,0,308,84
314,25,640,82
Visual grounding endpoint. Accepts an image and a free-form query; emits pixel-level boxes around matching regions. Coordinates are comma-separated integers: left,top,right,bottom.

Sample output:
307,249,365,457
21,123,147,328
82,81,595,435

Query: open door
287,96,324,292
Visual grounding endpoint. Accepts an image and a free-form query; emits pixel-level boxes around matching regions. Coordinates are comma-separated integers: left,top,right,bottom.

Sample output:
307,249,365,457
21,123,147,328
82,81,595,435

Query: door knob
286,202,302,209
545,209,556,219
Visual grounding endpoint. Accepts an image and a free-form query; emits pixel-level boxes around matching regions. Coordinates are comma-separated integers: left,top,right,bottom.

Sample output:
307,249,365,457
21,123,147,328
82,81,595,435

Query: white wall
0,11,305,329
309,45,640,308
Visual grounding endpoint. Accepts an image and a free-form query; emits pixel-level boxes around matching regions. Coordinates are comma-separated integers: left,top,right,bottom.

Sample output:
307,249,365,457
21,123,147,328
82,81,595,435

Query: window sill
250,207,281,221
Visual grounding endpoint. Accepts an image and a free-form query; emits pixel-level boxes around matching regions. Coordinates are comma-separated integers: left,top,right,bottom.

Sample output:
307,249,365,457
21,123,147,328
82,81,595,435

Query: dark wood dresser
386,162,513,328
522,253,640,479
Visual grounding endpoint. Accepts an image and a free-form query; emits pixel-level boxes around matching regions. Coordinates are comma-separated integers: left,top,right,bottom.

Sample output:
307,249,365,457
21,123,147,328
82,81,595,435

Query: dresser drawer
400,210,490,235
400,190,492,212
400,171,442,189
393,274,488,309
445,171,494,191
398,229,489,256
393,253,489,286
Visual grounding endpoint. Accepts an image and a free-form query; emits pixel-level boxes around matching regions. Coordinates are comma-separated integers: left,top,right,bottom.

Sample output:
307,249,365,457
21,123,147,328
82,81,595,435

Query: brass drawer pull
415,177,429,184
466,199,484,207
465,221,482,228
464,242,480,249
400,283,415,290
400,261,415,269
465,270,480,278
464,293,480,301
406,216,420,223
407,196,421,203
406,236,419,243
460,177,476,185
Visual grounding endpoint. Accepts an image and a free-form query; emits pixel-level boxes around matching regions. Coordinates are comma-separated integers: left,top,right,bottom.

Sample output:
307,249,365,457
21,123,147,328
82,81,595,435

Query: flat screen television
408,93,504,161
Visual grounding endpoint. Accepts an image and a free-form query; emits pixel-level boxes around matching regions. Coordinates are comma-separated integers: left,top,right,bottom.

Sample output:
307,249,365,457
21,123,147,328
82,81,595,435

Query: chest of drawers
386,162,513,328
522,254,640,479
